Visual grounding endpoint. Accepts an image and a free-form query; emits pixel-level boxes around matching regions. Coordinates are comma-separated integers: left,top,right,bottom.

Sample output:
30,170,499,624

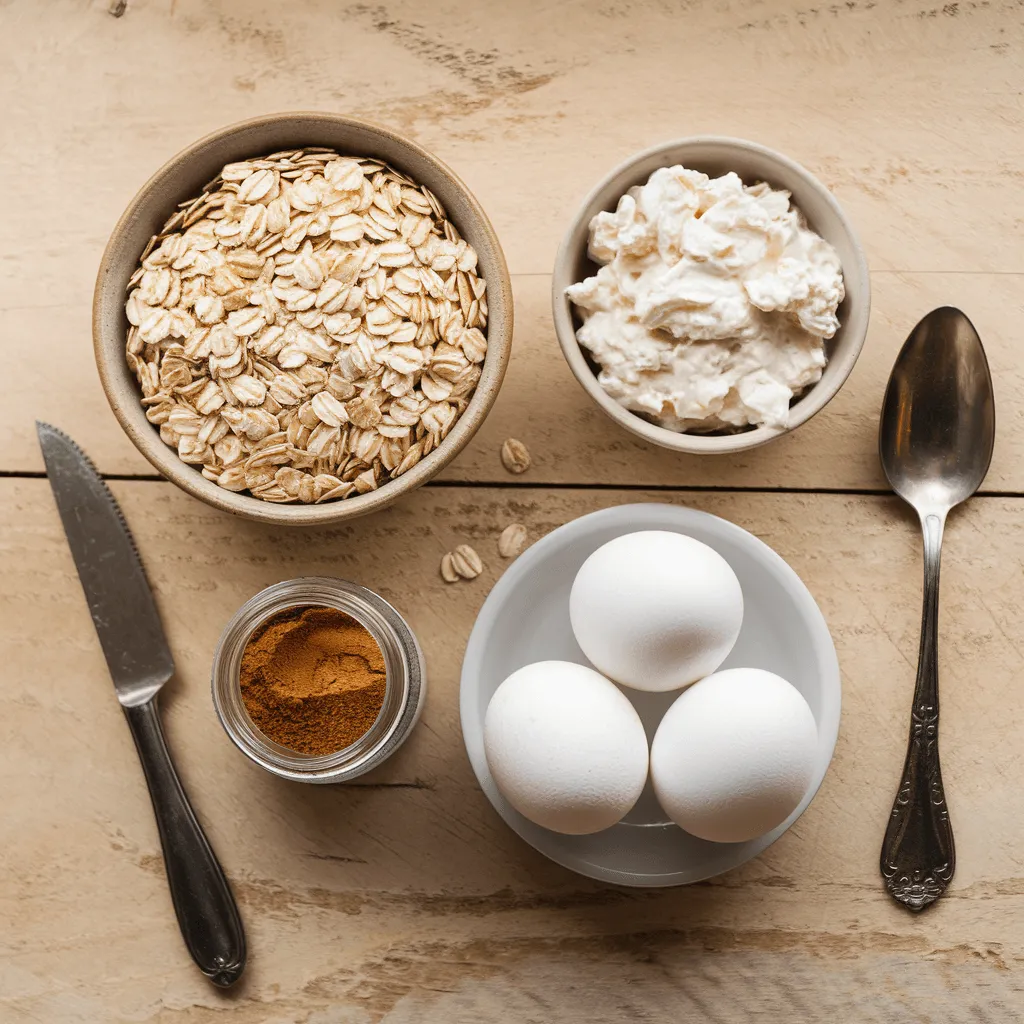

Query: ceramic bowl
460,503,841,887
94,112,513,525
551,137,870,455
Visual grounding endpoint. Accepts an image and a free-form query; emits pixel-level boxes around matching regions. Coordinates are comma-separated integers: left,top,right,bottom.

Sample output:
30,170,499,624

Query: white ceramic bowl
551,137,871,455
460,503,841,887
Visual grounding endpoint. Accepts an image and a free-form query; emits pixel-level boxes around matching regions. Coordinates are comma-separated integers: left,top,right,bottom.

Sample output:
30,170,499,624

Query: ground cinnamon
239,605,386,756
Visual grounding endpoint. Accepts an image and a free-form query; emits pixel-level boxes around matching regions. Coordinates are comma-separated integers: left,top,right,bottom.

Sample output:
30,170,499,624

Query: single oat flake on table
500,437,531,474
498,523,528,558
124,149,488,504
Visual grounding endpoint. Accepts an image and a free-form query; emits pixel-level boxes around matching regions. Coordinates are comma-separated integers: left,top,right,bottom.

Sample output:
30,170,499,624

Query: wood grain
3,479,1024,1021
3,0,1024,1019
1,0,1023,488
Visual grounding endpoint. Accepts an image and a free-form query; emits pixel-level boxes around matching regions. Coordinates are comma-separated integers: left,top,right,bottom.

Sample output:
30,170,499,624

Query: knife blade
37,422,246,987
36,422,173,706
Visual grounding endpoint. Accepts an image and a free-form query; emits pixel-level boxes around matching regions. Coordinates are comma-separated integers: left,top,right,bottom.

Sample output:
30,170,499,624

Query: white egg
650,668,818,844
570,530,743,692
483,661,649,835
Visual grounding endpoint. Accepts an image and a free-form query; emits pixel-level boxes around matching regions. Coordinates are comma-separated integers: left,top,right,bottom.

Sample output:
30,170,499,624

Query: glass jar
212,577,425,783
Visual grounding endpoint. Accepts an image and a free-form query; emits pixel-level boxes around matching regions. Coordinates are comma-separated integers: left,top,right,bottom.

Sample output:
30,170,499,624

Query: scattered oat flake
500,438,531,474
445,543,483,580
440,552,460,584
498,523,528,559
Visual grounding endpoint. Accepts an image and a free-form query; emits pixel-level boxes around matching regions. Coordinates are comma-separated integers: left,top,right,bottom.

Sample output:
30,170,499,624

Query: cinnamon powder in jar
239,605,386,756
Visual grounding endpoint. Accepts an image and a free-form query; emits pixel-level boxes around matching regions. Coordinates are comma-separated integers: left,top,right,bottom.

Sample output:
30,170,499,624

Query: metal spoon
878,306,995,911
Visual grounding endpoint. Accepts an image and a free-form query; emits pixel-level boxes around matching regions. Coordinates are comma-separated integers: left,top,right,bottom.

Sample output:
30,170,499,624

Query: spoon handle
880,512,956,911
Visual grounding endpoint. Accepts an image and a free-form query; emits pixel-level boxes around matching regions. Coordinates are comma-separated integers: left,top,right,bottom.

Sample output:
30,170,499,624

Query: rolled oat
498,523,528,559
125,149,488,504
500,437,530,475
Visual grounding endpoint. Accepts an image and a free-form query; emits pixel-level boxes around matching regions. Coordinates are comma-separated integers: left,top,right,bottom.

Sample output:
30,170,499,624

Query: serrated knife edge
36,421,173,705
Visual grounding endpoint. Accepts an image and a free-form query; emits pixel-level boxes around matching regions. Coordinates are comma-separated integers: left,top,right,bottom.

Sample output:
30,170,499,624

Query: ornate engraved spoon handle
881,513,955,911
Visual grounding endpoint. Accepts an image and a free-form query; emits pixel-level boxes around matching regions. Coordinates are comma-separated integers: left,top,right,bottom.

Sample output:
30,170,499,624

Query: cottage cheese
566,167,845,431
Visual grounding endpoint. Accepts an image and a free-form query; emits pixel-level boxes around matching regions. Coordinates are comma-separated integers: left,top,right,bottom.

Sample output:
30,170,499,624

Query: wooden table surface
3,1,1024,1020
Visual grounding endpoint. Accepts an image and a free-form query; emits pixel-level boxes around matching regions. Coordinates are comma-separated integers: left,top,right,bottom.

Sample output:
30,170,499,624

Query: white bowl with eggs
460,503,840,887
551,137,871,455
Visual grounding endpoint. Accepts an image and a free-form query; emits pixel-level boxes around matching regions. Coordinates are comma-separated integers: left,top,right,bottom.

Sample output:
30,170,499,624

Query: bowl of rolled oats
94,113,513,523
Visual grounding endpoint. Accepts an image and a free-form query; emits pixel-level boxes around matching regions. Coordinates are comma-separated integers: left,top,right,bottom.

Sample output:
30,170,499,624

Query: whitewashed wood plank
2,0,1023,490
1,480,1022,1020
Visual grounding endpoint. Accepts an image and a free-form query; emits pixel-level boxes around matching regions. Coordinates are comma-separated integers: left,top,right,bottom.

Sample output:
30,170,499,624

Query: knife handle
124,698,246,987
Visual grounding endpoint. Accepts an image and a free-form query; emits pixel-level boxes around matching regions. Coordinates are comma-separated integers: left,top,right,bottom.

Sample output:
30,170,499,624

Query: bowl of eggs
460,503,840,886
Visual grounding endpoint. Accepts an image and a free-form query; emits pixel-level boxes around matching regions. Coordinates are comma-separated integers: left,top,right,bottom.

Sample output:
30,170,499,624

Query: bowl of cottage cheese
552,138,870,453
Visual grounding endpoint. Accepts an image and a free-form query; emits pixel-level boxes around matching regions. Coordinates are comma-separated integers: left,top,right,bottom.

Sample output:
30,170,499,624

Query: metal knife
37,423,246,987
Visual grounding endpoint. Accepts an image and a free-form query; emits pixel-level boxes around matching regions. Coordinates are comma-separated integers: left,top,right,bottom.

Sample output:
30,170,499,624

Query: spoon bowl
880,307,995,515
